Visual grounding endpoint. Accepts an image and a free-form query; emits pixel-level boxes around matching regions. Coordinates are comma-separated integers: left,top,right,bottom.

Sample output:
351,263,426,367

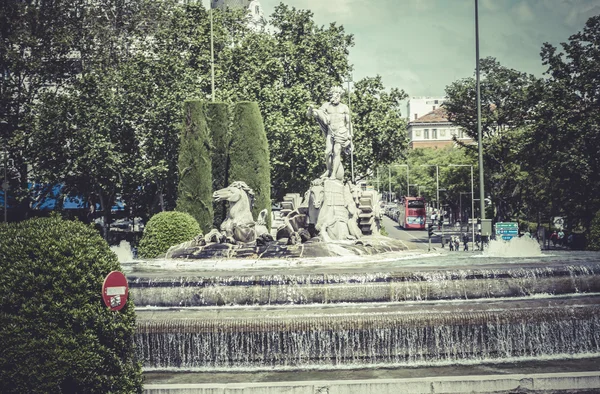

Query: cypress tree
176,100,213,233
206,102,230,228
229,101,271,228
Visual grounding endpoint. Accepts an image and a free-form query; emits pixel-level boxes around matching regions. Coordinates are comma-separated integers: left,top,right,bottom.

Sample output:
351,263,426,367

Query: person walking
462,233,469,251
558,230,565,247
475,230,481,250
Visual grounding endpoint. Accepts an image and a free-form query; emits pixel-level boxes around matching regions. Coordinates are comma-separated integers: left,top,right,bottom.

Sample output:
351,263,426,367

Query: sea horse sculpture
205,181,271,244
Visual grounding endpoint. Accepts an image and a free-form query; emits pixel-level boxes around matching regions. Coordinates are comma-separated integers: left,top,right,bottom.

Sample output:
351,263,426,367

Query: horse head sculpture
211,181,256,243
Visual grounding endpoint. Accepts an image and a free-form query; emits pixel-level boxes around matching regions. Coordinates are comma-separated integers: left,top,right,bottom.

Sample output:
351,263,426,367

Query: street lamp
389,164,410,198
449,164,475,251
420,164,439,212
344,73,355,183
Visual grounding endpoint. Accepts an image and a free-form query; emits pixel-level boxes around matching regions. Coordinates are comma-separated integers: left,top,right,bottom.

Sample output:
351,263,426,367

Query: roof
411,106,450,123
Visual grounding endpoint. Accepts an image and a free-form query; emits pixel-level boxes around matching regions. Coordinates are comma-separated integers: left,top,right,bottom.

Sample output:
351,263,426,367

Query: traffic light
428,223,434,238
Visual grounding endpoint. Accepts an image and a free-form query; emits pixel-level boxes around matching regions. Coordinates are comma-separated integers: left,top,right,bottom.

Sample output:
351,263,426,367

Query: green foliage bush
229,101,271,228
587,209,600,251
206,102,231,227
138,211,201,258
176,100,214,233
0,216,142,393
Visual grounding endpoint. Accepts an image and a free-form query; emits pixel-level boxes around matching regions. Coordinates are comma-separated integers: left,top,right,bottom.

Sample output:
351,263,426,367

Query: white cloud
513,2,535,22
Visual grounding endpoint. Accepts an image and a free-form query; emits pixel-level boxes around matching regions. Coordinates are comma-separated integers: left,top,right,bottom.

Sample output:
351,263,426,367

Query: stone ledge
144,372,600,393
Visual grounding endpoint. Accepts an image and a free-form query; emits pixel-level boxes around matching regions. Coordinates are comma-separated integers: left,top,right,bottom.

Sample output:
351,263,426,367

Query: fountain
131,90,600,392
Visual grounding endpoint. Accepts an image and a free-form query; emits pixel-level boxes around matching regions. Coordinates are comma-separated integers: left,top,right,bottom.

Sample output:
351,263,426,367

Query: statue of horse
205,181,266,244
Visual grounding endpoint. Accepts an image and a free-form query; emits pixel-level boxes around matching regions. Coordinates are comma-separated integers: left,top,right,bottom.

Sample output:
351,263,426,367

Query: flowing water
125,238,600,371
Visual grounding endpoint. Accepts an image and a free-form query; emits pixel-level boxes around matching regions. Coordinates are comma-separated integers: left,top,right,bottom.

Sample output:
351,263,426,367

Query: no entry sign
102,271,129,311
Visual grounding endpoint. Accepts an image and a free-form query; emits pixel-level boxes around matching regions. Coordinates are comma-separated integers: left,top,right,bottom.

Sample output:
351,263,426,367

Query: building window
432,106,436,111
416,130,421,137
459,129,464,138
432,129,437,139
440,129,446,137
255,5,260,14
414,113,417,120
435,100,439,104
424,129,429,139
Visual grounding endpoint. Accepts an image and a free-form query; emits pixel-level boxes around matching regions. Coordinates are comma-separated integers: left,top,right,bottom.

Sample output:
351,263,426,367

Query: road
382,215,477,251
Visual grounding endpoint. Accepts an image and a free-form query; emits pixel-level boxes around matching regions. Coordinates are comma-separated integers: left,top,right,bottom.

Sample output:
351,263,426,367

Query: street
382,215,478,252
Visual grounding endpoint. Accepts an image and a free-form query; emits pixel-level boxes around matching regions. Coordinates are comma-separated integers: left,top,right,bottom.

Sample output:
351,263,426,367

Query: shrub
137,211,201,258
206,102,230,228
228,101,271,229
0,216,142,393
176,100,214,233
587,209,600,250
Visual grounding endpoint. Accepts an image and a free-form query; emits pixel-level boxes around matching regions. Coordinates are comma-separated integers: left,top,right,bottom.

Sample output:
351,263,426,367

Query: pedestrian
550,231,558,247
462,233,469,251
475,230,481,250
449,238,454,251
557,230,565,246
567,233,574,249
454,237,459,252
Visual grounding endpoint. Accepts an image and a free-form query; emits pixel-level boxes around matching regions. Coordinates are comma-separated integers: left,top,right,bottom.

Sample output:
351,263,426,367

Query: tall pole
471,165,475,250
405,166,409,197
346,75,355,184
3,147,7,223
436,165,440,213
388,166,391,202
210,6,215,102
475,0,485,220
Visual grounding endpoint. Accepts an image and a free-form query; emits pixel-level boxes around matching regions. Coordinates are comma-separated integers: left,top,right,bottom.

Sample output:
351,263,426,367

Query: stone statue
307,86,353,181
204,181,271,244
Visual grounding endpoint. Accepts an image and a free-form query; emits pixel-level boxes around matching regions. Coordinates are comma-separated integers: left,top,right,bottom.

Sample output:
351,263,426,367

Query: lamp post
2,147,7,222
475,0,485,221
450,164,475,251
389,164,410,199
210,5,215,102
344,73,355,183
420,164,439,212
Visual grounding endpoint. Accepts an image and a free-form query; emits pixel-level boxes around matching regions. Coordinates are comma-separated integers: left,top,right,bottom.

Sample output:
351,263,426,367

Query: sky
204,0,600,99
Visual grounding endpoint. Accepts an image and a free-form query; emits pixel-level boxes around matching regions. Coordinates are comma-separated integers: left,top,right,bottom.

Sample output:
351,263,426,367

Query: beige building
407,107,473,149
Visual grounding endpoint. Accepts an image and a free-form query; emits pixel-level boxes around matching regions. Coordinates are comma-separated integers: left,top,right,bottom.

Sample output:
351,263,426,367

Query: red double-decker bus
398,196,426,229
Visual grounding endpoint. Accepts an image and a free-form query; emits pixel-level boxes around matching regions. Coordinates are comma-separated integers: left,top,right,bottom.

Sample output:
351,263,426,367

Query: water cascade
128,251,600,370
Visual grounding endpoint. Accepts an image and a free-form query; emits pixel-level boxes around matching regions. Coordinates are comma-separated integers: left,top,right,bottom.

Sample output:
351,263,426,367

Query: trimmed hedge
588,209,600,251
176,100,214,233
228,101,271,228
137,211,201,258
0,216,142,393
206,102,230,228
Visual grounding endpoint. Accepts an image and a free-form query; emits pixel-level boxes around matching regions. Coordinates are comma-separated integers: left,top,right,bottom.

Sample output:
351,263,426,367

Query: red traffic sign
102,271,129,311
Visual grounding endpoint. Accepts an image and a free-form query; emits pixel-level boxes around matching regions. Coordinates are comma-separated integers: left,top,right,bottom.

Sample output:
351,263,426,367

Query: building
406,96,447,122
211,0,264,29
407,106,473,149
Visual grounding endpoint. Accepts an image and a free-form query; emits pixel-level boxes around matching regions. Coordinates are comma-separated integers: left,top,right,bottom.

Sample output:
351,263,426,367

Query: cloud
513,2,535,22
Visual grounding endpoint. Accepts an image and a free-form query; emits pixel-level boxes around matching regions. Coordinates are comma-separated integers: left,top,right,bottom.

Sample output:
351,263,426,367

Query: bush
137,211,201,258
0,216,142,393
228,101,271,229
176,100,214,233
587,209,600,250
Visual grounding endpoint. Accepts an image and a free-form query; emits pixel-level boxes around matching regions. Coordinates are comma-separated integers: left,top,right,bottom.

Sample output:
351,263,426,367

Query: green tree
0,216,142,393
137,210,201,258
206,102,231,227
228,102,271,226
526,15,600,233
176,100,213,232
444,57,543,222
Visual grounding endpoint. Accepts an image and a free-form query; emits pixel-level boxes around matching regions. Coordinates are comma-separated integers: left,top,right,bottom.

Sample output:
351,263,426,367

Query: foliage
137,211,201,258
176,101,213,232
0,216,142,393
351,76,409,180
229,102,271,228
206,103,231,227
444,57,543,222
526,15,600,232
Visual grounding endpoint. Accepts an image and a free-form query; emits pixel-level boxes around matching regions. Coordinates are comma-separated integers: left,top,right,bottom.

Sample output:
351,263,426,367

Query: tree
351,76,408,180
206,102,231,227
228,102,271,226
444,57,543,222
176,100,213,232
0,216,142,393
526,15,600,233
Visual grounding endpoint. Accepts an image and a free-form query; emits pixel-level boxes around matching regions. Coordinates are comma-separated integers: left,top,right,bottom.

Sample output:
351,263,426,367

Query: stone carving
307,86,353,181
204,181,271,244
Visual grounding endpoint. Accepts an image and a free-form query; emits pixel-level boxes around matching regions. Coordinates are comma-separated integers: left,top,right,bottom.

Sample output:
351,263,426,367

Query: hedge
228,101,271,229
137,210,201,258
206,102,230,228
176,100,214,233
0,216,142,393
